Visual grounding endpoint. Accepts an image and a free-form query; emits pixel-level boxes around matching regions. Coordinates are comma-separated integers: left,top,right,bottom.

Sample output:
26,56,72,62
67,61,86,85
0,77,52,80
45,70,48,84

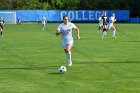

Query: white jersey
57,22,77,48
57,22,77,41
0,19,4,25
42,16,46,24
107,16,116,29
99,16,103,26
109,16,115,24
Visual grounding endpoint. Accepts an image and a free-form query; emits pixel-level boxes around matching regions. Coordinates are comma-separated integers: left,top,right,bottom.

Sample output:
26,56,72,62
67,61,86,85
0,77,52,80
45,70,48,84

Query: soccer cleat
1,35,3,37
101,36,104,39
112,36,117,38
68,62,72,67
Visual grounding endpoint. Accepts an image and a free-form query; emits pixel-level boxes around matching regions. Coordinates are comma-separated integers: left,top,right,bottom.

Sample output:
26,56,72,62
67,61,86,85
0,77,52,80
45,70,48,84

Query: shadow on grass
0,66,59,70
48,72,62,74
77,61,140,64
120,40,140,42
0,66,64,75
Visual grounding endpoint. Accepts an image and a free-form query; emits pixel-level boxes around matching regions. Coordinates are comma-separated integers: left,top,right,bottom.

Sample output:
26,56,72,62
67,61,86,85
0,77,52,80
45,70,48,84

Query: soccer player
106,13,117,38
56,16,80,66
41,15,47,30
0,17,4,37
101,11,108,39
98,14,103,33
17,17,21,25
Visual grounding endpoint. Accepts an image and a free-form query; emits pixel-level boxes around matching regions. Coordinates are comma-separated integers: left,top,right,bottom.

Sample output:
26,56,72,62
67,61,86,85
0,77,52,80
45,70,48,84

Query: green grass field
0,23,140,93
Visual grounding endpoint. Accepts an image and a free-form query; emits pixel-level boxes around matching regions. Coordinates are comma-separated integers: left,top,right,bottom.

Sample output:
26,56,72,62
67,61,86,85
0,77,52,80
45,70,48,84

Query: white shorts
62,39,74,49
99,23,103,27
42,22,45,25
107,23,113,29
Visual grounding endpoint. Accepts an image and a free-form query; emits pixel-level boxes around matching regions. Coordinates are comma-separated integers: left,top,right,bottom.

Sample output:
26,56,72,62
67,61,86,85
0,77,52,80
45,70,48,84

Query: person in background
41,15,47,30
98,13,103,33
106,13,117,38
0,17,4,37
101,11,108,39
17,17,21,25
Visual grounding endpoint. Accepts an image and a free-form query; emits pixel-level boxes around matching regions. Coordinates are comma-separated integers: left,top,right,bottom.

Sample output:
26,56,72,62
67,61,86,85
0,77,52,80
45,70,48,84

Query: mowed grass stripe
0,23,139,93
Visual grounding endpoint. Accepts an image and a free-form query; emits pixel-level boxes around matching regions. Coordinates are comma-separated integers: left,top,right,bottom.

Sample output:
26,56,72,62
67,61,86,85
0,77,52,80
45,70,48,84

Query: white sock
102,31,106,38
66,51,72,63
42,27,44,30
112,30,116,37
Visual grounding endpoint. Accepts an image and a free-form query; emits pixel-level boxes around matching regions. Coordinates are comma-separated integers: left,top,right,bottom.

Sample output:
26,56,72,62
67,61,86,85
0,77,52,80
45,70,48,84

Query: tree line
0,0,139,17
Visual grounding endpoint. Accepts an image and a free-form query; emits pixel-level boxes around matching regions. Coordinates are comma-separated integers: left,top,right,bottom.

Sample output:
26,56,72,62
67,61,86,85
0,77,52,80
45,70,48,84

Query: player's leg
42,23,45,30
98,24,102,33
98,23,102,30
62,39,74,66
0,26,3,37
65,44,73,66
17,20,20,25
101,25,107,39
19,21,21,25
43,23,46,30
111,25,116,38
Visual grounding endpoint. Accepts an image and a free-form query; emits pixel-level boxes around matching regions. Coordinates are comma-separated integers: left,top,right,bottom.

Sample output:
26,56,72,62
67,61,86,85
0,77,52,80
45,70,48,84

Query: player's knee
65,49,70,53
112,27,116,30
103,28,106,31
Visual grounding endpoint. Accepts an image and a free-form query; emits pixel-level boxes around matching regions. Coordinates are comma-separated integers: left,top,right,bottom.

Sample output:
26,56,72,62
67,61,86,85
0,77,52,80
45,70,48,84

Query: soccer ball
58,66,67,73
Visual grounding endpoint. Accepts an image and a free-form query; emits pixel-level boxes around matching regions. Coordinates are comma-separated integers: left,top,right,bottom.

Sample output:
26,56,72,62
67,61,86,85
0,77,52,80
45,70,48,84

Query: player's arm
56,24,63,35
75,27,80,40
71,23,80,40
1,20,5,25
112,20,116,23
112,18,116,23
56,30,62,35
114,19,116,22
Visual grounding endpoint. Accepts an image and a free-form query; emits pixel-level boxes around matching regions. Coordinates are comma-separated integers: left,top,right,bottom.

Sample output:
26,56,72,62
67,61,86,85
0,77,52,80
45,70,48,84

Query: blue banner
48,10,129,22
130,18,140,23
0,10,129,22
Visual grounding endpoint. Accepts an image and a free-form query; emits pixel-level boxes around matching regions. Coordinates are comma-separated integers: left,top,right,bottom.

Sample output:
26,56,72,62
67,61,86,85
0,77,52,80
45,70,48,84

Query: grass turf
0,23,139,93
